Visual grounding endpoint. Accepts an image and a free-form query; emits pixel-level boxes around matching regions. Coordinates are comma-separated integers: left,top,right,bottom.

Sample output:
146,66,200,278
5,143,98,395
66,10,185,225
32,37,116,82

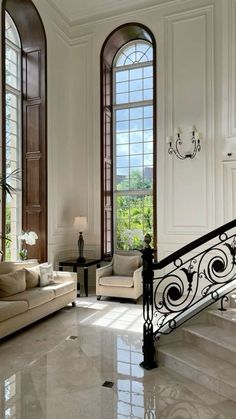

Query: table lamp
73,216,88,263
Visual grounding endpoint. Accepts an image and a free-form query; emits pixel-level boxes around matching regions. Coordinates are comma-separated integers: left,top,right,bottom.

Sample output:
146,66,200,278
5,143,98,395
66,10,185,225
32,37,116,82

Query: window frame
2,0,47,262
5,12,22,260
101,23,157,259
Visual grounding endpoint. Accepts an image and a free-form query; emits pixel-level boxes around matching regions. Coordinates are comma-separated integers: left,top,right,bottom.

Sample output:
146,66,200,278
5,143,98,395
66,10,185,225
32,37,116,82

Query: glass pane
130,119,142,131
144,167,153,183
144,130,153,142
116,53,126,66
116,133,129,144
130,79,142,91
117,156,129,167
117,144,129,156
130,143,142,155
144,66,153,77
144,142,153,154
6,93,17,107
130,91,142,102
143,89,153,100
5,46,17,62
144,154,153,165
116,121,129,133
129,68,142,80
116,70,128,82
130,131,143,143
130,155,142,166
144,118,152,130
116,93,129,104
116,168,129,186
5,13,20,47
130,107,143,119
6,73,17,89
144,78,152,89
116,109,129,121
6,105,17,121
116,81,128,93
144,106,152,117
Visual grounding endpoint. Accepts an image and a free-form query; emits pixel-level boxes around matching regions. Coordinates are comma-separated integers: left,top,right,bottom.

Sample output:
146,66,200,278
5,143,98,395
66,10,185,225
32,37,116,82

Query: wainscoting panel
164,6,214,236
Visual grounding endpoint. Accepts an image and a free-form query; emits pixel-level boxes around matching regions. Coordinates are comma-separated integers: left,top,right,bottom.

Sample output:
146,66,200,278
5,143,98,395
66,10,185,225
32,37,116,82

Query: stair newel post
140,234,158,370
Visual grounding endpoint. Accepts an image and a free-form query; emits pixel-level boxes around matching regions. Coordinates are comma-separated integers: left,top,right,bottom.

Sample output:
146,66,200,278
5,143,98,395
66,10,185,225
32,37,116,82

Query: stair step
183,324,236,366
208,308,236,333
230,293,236,308
158,342,236,401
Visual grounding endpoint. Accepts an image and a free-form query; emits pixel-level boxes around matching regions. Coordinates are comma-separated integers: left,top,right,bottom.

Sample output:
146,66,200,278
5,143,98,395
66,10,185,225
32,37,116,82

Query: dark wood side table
58,258,101,297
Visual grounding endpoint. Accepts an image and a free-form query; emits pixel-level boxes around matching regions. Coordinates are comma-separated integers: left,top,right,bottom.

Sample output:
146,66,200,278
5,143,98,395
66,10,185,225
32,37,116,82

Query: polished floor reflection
0,296,235,418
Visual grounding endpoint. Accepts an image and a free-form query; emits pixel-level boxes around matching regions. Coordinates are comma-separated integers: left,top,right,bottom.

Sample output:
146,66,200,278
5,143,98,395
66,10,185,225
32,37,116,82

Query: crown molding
47,0,186,27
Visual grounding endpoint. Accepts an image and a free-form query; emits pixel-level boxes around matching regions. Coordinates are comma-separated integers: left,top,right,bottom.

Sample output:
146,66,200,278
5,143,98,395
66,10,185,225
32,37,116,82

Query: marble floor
0,295,236,419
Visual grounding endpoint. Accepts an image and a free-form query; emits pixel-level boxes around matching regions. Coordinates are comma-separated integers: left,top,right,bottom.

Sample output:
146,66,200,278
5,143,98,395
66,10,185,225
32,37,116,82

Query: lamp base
77,256,86,264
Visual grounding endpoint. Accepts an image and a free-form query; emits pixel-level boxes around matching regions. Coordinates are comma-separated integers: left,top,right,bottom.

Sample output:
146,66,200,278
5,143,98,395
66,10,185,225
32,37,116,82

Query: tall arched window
5,12,22,260
2,0,47,262
101,24,156,259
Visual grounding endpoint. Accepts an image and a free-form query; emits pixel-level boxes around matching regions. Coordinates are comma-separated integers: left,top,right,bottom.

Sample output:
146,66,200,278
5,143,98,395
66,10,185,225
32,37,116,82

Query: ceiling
47,0,173,25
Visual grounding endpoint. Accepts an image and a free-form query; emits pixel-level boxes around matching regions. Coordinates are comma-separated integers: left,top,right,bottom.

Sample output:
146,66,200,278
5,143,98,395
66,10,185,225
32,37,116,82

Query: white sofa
0,261,77,339
96,254,143,302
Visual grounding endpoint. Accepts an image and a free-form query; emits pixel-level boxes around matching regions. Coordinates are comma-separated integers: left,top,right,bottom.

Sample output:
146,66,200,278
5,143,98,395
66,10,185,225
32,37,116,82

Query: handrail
153,219,236,270
140,219,236,370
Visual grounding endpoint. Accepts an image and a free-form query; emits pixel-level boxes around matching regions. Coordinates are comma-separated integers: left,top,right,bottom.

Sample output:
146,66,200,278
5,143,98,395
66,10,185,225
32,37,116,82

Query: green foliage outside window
115,169,153,250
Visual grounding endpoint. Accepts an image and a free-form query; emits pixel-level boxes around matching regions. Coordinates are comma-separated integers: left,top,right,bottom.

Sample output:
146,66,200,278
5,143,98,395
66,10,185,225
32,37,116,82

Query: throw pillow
0,269,26,298
113,254,140,277
25,265,40,288
39,264,53,287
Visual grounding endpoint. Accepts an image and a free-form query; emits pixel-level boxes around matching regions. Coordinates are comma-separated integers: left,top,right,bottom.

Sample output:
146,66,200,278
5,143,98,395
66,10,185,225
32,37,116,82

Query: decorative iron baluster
140,234,157,370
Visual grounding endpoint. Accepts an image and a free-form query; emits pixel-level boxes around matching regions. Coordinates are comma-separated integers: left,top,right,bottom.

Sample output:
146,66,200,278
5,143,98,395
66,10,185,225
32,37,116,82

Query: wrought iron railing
140,219,236,370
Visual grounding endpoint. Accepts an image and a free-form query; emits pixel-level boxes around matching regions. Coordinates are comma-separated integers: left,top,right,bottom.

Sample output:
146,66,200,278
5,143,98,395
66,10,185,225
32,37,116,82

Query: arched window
101,24,156,258
5,12,22,260
2,0,47,262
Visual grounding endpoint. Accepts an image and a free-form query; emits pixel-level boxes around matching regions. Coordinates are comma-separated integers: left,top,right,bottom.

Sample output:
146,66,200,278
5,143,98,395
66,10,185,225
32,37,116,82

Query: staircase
158,294,236,401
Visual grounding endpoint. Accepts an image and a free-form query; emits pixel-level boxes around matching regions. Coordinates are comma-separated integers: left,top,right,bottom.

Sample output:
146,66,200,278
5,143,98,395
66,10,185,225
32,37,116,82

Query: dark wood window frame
2,0,47,262
100,23,157,259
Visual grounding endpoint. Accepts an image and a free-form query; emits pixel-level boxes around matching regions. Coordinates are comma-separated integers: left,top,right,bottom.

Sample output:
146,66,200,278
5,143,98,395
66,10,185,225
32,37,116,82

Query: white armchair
96,254,143,302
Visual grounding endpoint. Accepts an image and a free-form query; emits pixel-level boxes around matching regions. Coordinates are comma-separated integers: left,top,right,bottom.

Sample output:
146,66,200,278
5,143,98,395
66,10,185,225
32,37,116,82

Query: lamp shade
73,216,88,232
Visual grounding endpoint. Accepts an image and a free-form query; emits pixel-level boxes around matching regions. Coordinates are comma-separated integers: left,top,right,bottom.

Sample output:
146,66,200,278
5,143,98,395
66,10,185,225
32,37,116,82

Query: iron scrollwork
154,233,236,338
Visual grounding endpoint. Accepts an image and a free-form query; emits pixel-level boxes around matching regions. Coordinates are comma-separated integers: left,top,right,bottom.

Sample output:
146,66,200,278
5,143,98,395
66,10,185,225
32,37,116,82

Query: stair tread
159,342,236,386
183,323,236,352
208,308,236,323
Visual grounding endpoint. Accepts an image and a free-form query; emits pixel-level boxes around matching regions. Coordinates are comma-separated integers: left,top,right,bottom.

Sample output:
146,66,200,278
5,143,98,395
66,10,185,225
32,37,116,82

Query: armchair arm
133,266,143,293
96,262,113,280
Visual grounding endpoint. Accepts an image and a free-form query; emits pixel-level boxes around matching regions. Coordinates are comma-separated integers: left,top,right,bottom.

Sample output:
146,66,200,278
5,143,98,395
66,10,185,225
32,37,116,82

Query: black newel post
140,234,158,370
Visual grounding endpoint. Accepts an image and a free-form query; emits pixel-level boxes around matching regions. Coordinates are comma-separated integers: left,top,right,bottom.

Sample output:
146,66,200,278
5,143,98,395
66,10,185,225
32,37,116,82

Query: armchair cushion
113,254,140,277
99,276,134,288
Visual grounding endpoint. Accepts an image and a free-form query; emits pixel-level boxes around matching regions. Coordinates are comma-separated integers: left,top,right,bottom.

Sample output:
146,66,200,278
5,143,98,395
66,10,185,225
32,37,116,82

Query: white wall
2,0,235,279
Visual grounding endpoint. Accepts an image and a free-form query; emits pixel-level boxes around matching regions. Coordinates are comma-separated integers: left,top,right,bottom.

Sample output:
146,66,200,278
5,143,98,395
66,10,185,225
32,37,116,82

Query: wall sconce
166,126,201,160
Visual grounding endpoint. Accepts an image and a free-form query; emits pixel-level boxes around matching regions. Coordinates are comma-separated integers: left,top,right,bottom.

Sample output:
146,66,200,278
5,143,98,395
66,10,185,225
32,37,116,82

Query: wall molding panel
163,5,215,237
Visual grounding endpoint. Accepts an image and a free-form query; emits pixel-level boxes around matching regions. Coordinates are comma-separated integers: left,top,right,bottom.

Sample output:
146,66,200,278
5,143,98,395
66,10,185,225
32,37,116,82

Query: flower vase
19,248,27,261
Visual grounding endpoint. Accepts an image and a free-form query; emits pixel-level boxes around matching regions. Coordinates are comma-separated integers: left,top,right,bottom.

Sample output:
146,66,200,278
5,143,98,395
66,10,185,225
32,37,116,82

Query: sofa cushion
44,280,75,297
25,265,40,288
99,276,134,288
113,254,140,277
39,264,53,287
0,260,38,275
0,270,26,298
2,288,55,309
0,300,28,322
